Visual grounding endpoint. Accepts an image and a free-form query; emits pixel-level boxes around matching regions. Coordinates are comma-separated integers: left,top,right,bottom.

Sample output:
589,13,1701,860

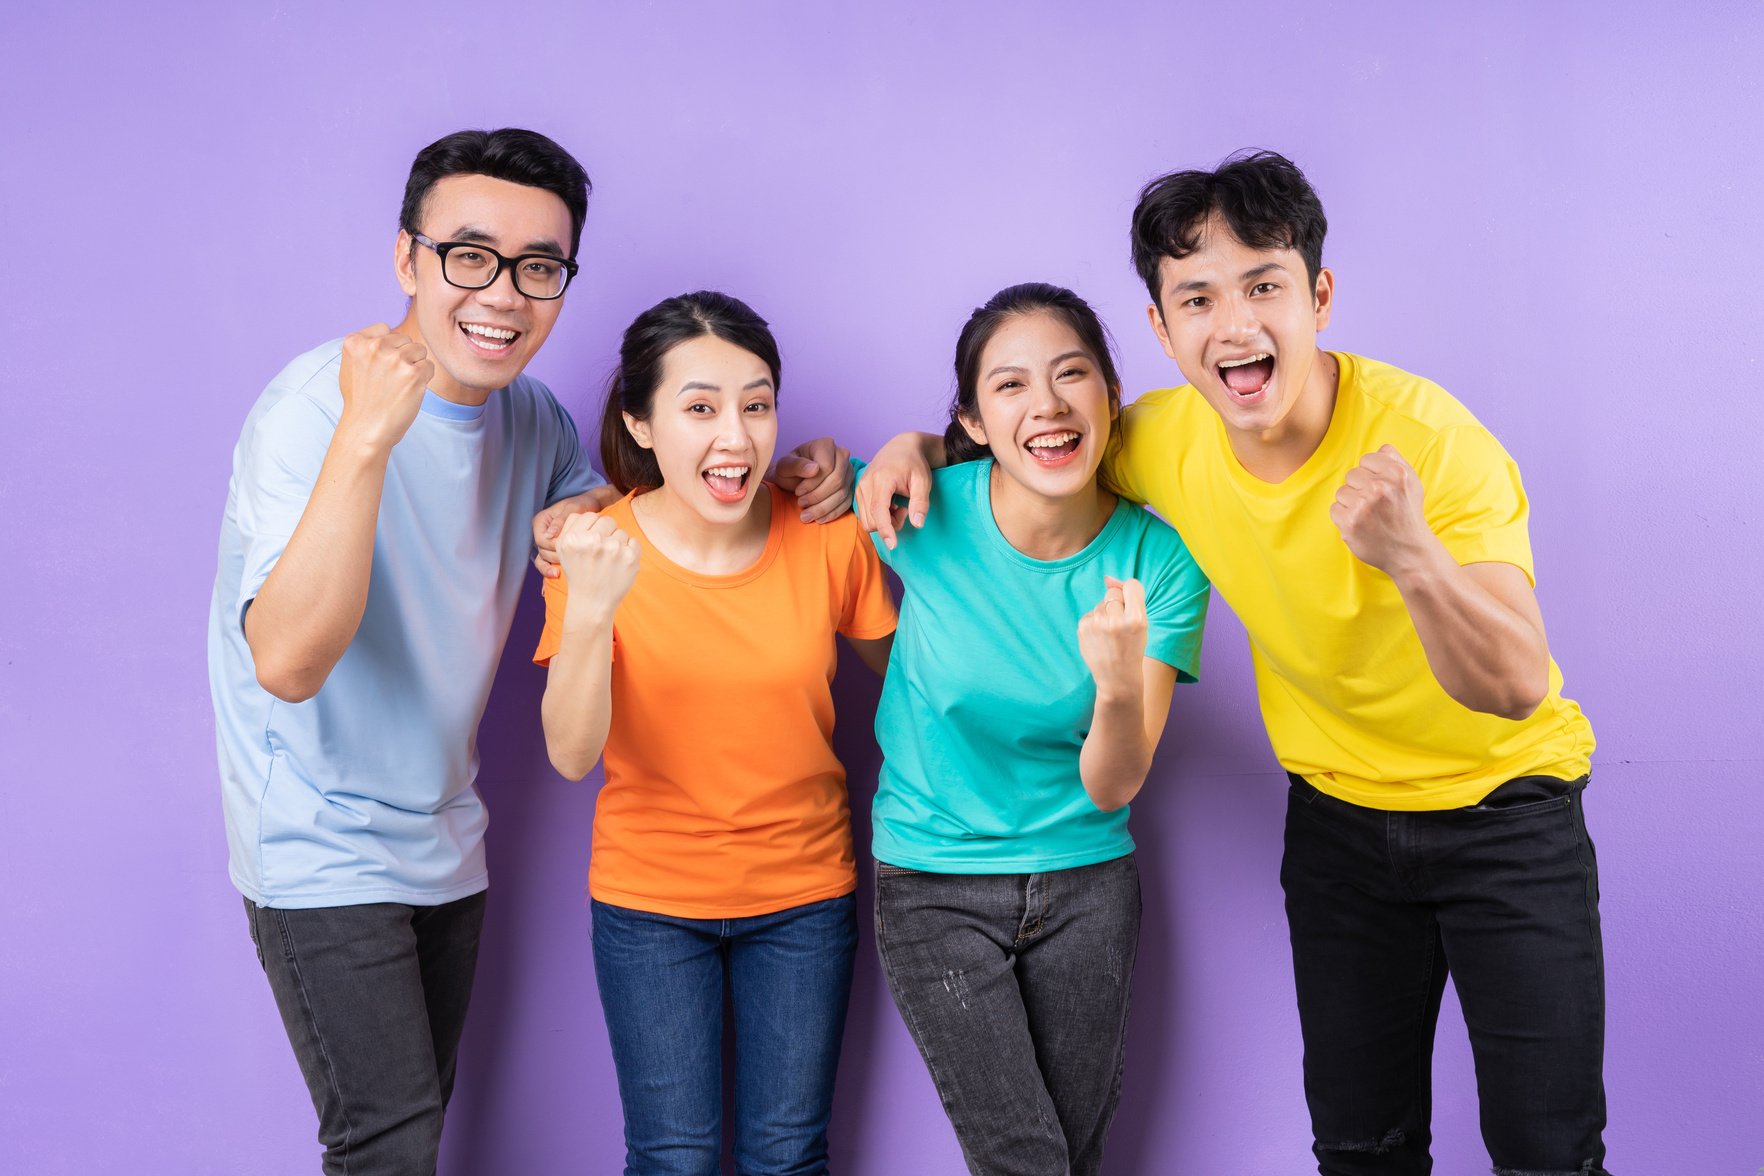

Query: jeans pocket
1465,774,1586,815
875,861,919,877
243,900,267,969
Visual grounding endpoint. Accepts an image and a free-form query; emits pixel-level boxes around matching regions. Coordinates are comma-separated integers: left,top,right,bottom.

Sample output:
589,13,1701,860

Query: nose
1217,294,1259,344
1029,375,1067,418
473,265,525,311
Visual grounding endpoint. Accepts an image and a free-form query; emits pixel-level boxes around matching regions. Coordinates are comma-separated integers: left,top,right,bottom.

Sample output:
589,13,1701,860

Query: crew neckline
972,459,1133,572
623,482,786,588
420,389,488,421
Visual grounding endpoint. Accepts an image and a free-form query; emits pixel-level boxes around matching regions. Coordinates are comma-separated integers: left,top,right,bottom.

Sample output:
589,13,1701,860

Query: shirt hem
587,877,858,920
232,869,489,910
869,841,1135,875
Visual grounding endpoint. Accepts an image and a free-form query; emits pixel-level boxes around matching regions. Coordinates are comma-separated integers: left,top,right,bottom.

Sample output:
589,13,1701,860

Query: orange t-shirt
533,484,898,919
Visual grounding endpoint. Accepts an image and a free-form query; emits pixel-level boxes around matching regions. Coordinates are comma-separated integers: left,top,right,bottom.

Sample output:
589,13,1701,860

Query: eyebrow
446,226,566,256
676,377,776,396
984,350,1091,381
1167,261,1290,297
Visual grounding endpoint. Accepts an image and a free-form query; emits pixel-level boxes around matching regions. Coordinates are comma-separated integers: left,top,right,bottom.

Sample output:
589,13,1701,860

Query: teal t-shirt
863,458,1210,873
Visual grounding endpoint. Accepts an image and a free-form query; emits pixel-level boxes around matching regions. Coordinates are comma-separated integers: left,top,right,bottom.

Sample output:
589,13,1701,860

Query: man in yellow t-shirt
857,152,1608,1176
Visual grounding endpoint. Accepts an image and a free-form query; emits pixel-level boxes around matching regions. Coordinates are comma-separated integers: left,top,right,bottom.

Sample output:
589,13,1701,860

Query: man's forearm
1392,549,1550,720
244,428,392,702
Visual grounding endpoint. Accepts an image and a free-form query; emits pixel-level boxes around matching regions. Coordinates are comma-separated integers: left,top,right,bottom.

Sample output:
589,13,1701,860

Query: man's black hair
400,128,592,257
1130,150,1327,310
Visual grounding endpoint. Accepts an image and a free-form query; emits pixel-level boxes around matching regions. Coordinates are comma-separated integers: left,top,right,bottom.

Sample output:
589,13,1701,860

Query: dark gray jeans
243,891,487,1175
873,855,1141,1176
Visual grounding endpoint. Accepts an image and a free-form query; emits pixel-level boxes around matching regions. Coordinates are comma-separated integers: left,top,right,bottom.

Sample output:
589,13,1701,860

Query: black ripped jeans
1282,774,1611,1176
873,855,1141,1176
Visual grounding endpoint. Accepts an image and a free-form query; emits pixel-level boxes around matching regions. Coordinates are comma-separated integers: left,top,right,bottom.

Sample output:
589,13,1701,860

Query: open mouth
459,321,522,356
1217,352,1274,401
702,464,751,503
1024,430,1083,466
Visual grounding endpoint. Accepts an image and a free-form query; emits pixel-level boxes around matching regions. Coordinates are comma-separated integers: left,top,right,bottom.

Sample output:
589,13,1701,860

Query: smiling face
1146,214,1335,453
393,173,574,404
623,333,779,525
960,310,1117,503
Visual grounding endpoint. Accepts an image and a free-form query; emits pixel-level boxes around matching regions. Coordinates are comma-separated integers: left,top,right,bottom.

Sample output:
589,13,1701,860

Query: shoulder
1121,382,1206,426
1113,502,1205,583
1341,353,1489,437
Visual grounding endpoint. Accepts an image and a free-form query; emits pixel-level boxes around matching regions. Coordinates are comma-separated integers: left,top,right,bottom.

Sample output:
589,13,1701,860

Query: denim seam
1409,918,1440,1139
274,907,356,1172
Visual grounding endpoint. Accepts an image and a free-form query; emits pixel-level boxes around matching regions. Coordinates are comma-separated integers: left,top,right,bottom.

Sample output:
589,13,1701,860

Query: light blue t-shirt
863,459,1210,873
208,339,602,908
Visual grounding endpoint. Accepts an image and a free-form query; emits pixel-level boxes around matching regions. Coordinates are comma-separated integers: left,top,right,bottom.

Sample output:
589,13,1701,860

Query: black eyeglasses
412,233,579,300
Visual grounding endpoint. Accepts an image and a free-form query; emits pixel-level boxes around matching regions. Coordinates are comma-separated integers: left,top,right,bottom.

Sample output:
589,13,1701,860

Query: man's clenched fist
339,324,435,452
1330,445,1433,575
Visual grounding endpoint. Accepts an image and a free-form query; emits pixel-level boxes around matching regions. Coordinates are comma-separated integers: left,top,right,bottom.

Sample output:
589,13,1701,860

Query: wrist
332,417,399,461
1093,680,1143,709
1383,534,1454,587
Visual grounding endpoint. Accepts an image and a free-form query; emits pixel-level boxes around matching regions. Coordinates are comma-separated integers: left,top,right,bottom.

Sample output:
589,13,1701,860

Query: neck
634,481,773,575
1227,349,1339,482
988,464,1115,560
392,308,492,407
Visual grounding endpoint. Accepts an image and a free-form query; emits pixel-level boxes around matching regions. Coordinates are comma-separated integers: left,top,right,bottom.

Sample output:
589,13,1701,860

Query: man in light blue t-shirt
208,128,613,1174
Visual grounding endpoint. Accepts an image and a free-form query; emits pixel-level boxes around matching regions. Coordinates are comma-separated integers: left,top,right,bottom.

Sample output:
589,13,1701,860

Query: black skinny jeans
1282,774,1610,1176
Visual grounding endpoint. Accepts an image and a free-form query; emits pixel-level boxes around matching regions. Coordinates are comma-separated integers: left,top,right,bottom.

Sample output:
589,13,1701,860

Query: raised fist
1078,576,1149,696
339,323,435,451
1330,445,1431,575
556,512,641,620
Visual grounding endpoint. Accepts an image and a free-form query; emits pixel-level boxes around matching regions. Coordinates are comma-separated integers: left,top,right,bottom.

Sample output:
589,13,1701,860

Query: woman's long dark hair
599,291,782,494
945,283,1124,466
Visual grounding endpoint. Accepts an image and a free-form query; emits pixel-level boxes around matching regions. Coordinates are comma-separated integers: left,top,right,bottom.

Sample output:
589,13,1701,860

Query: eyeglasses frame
410,232,579,300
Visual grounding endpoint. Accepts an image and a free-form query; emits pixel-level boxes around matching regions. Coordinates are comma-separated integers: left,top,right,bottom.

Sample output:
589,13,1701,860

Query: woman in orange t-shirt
534,291,895,1175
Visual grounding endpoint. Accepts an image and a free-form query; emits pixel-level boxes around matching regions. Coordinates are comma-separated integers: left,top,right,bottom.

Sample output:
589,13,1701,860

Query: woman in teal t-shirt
860,283,1210,1175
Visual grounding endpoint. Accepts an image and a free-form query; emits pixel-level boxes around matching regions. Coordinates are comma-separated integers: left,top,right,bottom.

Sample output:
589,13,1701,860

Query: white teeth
462,323,517,341
1026,432,1079,449
704,466,749,477
1218,353,1271,368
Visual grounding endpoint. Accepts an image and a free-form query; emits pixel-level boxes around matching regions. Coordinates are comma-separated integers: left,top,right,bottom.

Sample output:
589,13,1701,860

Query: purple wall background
4,2,1761,1172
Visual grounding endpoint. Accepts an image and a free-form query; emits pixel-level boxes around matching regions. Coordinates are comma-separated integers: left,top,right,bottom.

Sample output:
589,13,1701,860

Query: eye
743,399,772,414
686,402,714,415
524,259,562,276
995,378,1024,392
1183,295,1209,309
1251,282,1279,295
454,250,489,265
1057,366,1086,380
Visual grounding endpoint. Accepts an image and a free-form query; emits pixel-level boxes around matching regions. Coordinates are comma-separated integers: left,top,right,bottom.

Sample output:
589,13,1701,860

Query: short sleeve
532,572,571,666
1104,400,1156,505
1417,425,1535,585
233,396,335,630
543,394,606,504
834,515,898,640
1137,521,1211,682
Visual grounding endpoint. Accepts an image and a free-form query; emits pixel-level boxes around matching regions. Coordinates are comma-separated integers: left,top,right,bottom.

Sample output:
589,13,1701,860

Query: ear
395,230,418,298
957,412,987,447
622,412,654,450
1145,302,1178,361
1312,267,1335,331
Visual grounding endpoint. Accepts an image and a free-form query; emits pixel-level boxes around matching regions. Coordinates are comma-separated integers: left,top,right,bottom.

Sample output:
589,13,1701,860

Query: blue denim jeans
591,893,858,1176
243,891,486,1176
873,855,1141,1176
1282,774,1610,1176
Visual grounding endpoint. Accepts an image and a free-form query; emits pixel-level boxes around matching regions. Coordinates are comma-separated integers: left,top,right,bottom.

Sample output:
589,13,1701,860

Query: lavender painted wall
4,2,1760,1172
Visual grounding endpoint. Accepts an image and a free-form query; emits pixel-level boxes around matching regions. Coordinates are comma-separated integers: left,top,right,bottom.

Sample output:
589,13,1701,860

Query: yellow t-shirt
1110,352,1593,810
534,484,898,918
